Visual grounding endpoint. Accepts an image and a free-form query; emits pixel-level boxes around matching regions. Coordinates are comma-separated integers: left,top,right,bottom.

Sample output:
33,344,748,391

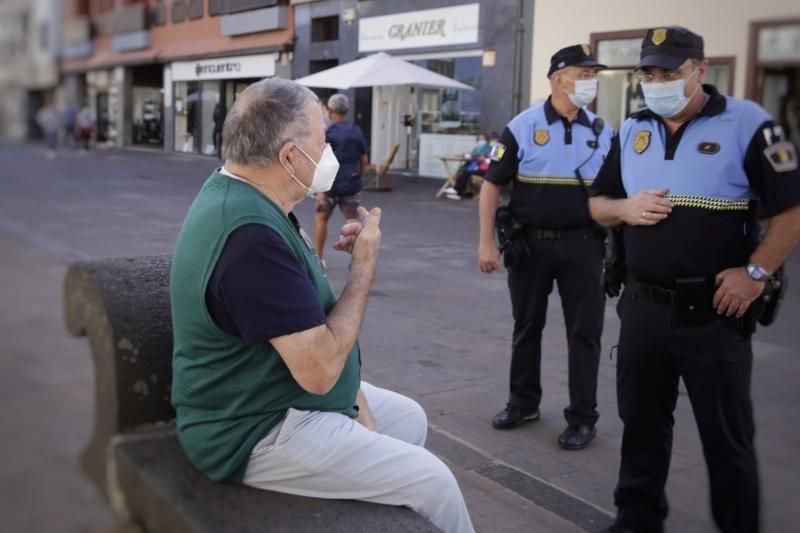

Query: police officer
589,27,800,533
479,44,613,450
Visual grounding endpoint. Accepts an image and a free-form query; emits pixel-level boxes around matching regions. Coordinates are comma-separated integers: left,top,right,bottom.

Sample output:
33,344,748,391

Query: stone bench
64,255,437,533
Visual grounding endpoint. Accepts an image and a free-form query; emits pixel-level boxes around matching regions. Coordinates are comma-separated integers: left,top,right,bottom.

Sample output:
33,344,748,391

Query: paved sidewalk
1,142,798,532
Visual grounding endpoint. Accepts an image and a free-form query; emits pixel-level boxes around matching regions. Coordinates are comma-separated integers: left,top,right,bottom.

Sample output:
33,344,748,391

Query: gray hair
221,77,318,167
327,93,349,115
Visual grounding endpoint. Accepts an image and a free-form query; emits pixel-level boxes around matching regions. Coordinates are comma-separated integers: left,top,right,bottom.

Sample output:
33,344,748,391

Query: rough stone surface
64,255,175,493
114,431,436,533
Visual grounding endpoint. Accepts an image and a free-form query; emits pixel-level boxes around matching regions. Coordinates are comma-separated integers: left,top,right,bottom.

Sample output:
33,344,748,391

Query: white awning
294,52,474,90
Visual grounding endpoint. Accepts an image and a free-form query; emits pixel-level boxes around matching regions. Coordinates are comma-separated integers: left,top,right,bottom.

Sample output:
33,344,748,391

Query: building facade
59,0,295,153
292,0,534,178
530,0,800,139
0,0,62,141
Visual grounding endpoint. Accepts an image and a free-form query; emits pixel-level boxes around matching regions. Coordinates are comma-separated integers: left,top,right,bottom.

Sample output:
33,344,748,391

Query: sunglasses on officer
635,61,698,83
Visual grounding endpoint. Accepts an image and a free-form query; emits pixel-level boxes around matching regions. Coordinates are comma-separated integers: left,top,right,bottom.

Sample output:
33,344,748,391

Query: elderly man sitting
169,77,474,533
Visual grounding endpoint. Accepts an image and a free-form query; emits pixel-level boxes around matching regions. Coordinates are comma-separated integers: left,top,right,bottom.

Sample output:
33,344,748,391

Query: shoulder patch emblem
490,142,507,162
534,129,550,146
697,142,720,155
764,141,798,173
633,131,651,154
652,28,667,46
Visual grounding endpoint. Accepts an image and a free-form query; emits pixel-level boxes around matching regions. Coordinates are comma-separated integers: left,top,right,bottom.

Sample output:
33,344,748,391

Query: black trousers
506,236,604,426
613,288,759,533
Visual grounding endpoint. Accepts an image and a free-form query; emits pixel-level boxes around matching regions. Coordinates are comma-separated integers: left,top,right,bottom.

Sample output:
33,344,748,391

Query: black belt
625,279,677,304
526,226,599,240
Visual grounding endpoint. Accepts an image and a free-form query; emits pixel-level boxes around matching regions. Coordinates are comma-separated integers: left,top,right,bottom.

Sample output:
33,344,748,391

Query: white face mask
284,143,340,196
641,69,699,118
562,76,598,108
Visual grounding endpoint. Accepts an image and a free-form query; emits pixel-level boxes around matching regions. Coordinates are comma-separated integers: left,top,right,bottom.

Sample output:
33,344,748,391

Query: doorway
760,68,800,144
372,85,416,170
131,64,164,147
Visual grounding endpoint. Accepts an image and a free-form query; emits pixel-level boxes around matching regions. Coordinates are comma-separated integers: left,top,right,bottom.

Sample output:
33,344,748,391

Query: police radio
575,118,605,181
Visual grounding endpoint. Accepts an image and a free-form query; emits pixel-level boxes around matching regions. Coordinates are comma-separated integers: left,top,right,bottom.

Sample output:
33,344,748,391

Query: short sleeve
744,120,800,216
589,135,626,199
205,224,326,345
485,127,520,186
355,125,368,155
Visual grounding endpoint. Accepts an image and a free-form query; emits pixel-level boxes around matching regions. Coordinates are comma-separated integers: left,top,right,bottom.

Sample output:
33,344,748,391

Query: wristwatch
745,262,769,282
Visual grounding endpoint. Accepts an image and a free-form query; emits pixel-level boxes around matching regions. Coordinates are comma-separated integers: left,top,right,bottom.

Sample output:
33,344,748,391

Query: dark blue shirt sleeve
744,120,800,217
485,127,520,186
589,134,626,198
205,224,326,345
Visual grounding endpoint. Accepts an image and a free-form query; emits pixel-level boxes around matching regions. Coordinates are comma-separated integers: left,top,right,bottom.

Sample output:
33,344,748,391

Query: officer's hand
622,188,673,226
713,267,765,318
350,206,382,268
479,241,502,273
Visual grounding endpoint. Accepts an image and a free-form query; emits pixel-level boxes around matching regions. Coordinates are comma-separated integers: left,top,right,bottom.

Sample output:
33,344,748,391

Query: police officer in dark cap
479,44,613,450
590,26,800,533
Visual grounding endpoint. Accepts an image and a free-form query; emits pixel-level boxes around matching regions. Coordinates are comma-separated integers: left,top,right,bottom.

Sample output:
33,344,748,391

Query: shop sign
171,53,277,81
359,4,480,52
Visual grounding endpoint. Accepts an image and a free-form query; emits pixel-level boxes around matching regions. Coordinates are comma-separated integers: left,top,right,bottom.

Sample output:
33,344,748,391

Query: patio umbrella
293,52,474,91
295,53,474,191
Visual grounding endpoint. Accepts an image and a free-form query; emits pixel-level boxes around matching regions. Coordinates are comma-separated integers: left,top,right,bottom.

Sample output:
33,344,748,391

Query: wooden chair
363,144,399,191
469,174,485,202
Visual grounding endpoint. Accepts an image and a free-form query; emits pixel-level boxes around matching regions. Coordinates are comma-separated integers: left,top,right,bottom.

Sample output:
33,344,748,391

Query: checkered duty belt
526,226,598,240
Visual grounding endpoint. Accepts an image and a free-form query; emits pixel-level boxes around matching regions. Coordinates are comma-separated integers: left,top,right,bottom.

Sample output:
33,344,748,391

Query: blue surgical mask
641,69,699,118
561,77,598,108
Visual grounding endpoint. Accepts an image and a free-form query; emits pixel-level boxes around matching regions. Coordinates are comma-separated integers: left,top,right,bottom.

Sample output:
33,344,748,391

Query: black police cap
637,26,704,70
547,44,606,77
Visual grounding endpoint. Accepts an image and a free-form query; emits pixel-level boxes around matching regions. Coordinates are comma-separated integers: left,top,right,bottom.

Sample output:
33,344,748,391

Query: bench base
112,431,438,533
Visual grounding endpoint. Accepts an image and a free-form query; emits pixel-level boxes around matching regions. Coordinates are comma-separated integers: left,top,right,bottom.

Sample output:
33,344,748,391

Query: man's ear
278,141,295,175
697,59,710,84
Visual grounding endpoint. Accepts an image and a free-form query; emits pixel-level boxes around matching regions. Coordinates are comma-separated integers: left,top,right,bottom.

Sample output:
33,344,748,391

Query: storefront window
414,56,482,135
174,81,199,152
132,86,163,145
597,38,641,68
596,70,644,132
173,78,260,155
199,81,221,156
706,62,732,97
757,24,800,62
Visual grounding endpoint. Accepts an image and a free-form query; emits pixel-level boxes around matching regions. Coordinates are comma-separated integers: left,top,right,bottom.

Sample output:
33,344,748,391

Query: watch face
747,263,767,281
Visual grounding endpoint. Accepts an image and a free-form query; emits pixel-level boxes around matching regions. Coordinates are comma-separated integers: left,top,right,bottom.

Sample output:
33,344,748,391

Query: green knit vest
170,170,361,482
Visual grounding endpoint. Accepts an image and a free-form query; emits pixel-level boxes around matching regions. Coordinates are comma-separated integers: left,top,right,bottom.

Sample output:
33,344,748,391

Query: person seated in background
444,132,498,199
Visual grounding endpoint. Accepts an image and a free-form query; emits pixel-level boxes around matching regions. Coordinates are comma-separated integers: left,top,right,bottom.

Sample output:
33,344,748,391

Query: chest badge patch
534,129,550,146
697,142,720,154
633,131,651,154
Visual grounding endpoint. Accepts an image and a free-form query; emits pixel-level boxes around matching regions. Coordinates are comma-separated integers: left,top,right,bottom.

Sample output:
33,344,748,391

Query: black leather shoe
558,424,596,450
491,404,540,429
594,527,634,533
